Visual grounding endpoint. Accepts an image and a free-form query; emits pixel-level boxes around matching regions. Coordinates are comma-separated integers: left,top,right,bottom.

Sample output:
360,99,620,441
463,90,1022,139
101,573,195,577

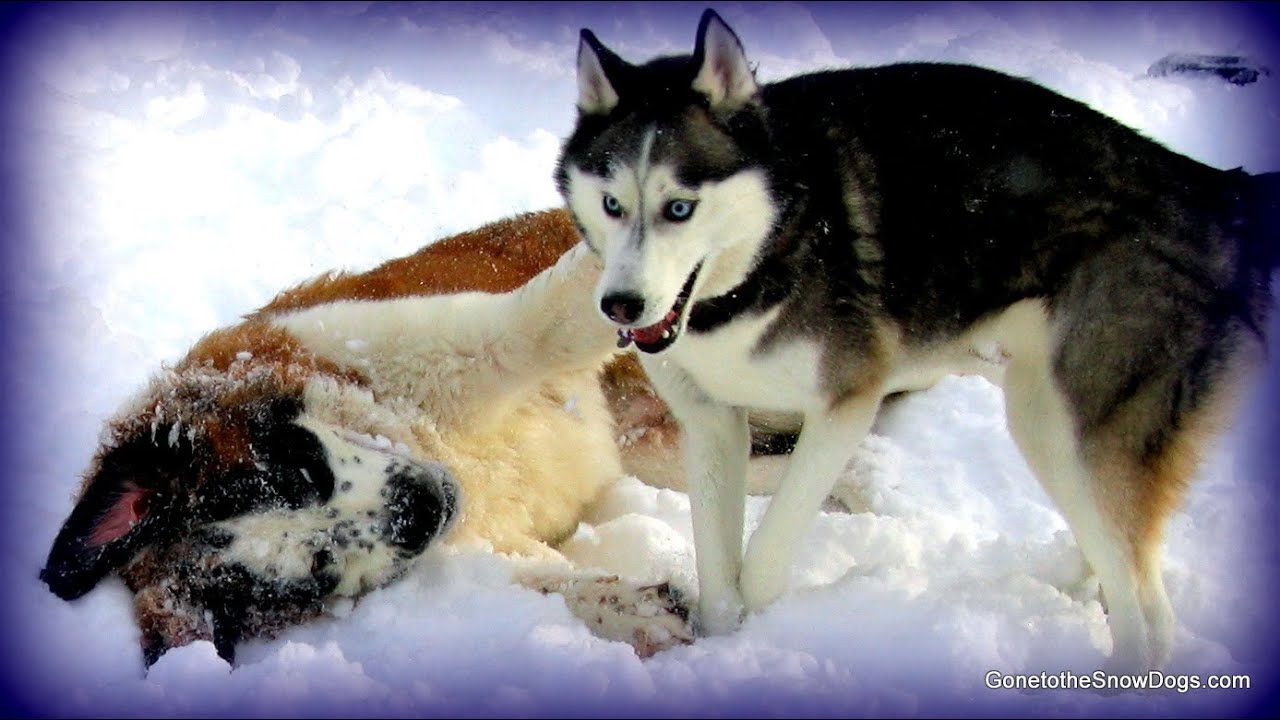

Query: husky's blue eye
664,199,696,222
602,194,624,218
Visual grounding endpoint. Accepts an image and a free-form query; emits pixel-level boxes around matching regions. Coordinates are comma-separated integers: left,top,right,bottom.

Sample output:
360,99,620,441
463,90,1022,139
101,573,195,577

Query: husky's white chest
647,310,826,413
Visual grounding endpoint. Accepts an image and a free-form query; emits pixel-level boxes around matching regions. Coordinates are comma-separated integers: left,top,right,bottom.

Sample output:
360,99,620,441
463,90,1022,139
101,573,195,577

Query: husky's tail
1248,170,1280,269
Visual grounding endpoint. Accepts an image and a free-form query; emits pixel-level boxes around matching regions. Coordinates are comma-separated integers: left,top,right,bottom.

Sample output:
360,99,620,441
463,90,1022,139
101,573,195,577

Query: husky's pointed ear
692,9,759,110
40,431,184,601
577,28,625,115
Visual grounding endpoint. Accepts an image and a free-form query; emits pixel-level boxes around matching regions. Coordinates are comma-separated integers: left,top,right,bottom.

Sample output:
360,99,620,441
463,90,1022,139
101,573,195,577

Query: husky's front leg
740,394,882,612
642,356,750,635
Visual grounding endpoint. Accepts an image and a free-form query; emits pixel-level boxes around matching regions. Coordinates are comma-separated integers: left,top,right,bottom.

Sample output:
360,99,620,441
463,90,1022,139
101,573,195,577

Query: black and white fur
555,8,1275,672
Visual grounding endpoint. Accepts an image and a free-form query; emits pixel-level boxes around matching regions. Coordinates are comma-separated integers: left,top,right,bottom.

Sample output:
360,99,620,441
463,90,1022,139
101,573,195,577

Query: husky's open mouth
617,263,702,354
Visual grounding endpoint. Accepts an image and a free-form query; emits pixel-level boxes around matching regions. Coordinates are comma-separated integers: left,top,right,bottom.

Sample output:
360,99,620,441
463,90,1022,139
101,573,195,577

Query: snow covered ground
3,2,1279,717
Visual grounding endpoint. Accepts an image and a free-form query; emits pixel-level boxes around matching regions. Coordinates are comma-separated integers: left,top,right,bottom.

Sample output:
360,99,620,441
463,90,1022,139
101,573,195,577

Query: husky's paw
739,549,791,614
531,575,694,658
1102,642,1160,679
692,594,745,637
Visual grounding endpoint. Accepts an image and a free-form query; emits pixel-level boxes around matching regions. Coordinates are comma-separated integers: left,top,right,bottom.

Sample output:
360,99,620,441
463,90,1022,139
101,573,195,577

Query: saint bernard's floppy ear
691,9,759,111
39,428,192,601
40,394,329,601
577,28,629,115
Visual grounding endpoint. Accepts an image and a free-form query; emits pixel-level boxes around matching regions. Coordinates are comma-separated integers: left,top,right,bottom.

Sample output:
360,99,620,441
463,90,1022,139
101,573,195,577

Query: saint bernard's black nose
601,292,645,325
383,462,459,553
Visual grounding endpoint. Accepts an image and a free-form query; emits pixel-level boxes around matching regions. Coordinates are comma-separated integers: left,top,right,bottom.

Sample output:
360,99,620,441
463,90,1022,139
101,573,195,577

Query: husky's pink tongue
630,310,678,344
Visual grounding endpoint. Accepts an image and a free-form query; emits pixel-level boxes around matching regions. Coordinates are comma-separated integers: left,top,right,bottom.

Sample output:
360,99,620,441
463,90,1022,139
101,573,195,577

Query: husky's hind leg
999,300,1165,672
1004,242,1265,671
1069,339,1258,671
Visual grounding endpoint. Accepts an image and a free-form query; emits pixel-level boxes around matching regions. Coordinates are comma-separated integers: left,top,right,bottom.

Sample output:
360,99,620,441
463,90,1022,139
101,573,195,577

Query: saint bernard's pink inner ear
88,486,151,547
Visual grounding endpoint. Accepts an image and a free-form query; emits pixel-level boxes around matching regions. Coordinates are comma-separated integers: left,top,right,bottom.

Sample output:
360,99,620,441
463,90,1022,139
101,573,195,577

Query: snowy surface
3,2,1279,717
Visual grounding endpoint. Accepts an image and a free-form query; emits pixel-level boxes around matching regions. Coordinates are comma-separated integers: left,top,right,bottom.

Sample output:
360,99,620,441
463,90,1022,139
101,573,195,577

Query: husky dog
40,210,696,665
555,9,1276,671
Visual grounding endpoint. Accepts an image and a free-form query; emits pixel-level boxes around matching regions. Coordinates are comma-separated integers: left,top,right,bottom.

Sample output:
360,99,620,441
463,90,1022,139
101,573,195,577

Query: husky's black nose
383,464,459,553
601,292,645,325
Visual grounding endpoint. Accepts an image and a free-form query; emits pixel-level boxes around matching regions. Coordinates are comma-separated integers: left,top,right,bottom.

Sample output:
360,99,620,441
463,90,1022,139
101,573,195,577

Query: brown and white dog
40,209,733,666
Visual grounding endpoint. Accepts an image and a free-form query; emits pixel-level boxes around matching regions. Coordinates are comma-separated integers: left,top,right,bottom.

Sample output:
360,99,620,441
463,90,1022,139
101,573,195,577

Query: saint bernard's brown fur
41,209,718,666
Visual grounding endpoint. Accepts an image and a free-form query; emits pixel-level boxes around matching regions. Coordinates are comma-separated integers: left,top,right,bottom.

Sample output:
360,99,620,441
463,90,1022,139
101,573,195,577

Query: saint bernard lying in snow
40,209,746,666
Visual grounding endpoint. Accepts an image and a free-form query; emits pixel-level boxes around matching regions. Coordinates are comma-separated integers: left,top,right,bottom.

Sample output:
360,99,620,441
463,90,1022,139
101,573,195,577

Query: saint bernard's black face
41,391,459,666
